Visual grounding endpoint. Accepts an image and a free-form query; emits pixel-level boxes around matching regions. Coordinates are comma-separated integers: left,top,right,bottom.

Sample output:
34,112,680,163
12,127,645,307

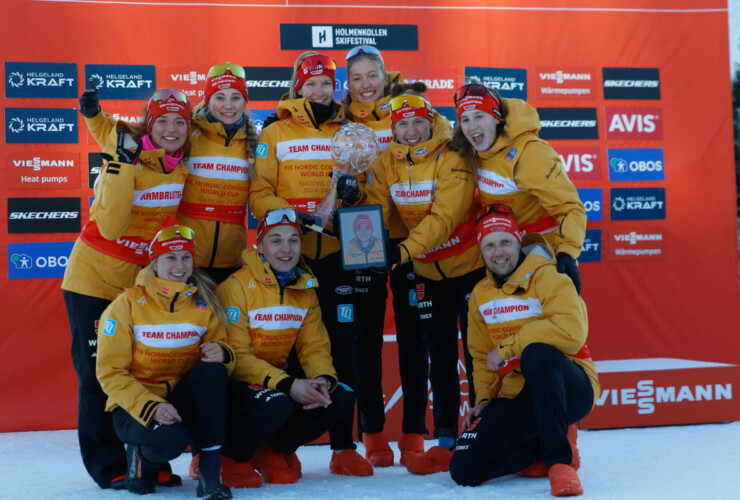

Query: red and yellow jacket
343,236,385,266
249,97,347,261
467,234,599,406
476,99,586,258
217,249,337,392
363,111,482,280
96,270,235,426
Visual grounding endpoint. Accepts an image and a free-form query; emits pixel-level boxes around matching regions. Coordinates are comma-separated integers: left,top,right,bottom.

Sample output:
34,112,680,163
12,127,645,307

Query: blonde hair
289,51,319,99
341,50,390,107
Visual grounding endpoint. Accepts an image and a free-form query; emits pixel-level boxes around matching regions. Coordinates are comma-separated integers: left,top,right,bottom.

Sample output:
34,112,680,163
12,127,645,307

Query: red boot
329,450,374,476
250,445,299,484
520,423,581,477
221,455,262,488
398,433,425,467
549,463,583,496
405,446,452,475
285,452,302,478
188,454,200,481
362,432,394,467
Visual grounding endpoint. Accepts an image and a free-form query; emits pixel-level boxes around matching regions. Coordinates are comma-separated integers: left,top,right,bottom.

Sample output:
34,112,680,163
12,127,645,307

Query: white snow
1,422,739,499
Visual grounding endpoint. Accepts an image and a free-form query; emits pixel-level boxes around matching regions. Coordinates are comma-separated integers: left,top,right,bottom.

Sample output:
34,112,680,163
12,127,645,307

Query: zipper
170,292,180,312
209,221,221,268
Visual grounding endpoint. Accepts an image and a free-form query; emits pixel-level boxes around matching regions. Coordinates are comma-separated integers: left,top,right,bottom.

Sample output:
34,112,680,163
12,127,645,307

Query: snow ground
2,421,739,500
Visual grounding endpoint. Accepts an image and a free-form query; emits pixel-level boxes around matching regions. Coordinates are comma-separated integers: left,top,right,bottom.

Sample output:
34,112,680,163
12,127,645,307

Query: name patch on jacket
276,139,332,162
479,297,542,323
133,183,185,208
187,156,250,181
248,305,308,330
225,306,240,323
390,180,436,205
133,323,207,348
476,170,520,196
102,318,117,336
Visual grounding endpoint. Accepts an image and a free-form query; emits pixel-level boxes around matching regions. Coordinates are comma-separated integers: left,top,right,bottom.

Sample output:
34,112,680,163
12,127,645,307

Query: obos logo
580,229,601,263
7,241,75,280
249,109,277,135
610,188,666,221
5,108,78,144
4,62,77,98
537,108,598,140
555,146,601,180
464,67,527,99
84,64,156,100
607,148,664,181
576,188,603,222
605,107,662,140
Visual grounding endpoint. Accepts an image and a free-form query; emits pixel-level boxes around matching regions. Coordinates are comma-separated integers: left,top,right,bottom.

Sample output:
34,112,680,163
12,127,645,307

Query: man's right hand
289,378,332,409
79,80,100,118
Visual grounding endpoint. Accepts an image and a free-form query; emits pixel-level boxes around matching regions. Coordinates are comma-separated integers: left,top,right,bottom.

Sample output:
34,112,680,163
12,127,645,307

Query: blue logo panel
102,319,117,336
463,67,527,99
249,109,277,136
280,24,418,50
225,307,240,323
5,62,77,98
7,241,75,279
5,108,78,144
436,106,457,130
84,64,156,100
576,188,603,222
607,148,665,181
337,304,354,323
580,229,602,263
610,188,666,221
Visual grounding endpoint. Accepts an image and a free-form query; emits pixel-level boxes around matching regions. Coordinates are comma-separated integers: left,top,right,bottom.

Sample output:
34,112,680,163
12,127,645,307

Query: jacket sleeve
85,111,119,154
467,284,501,405
249,124,292,219
217,277,294,390
201,310,236,376
96,294,167,427
400,150,476,262
514,142,587,258
294,292,337,388
497,266,588,362
93,161,136,240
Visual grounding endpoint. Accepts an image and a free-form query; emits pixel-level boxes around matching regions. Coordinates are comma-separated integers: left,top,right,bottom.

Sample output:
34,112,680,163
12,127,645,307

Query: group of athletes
61,46,599,499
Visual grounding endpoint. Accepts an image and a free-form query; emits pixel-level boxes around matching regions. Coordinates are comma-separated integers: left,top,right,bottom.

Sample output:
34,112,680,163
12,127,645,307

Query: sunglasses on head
346,45,382,61
300,54,337,73
476,203,516,224
207,62,246,79
156,224,195,243
454,83,499,106
389,94,430,111
150,88,190,106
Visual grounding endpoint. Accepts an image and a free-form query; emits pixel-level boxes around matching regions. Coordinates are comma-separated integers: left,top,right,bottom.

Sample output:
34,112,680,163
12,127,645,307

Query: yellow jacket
477,99,586,258
363,111,483,280
96,270,235,426
344,236,385,266
467,234,599,406
217,249,337,392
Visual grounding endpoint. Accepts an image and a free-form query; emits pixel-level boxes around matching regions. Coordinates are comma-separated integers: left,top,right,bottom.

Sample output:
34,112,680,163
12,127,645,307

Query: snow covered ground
2,421,739,499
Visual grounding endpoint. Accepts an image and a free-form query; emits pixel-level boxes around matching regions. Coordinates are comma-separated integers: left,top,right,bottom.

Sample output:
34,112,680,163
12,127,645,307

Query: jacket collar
241,248,319,290
486,233,554,293
137,268,198,312
387,109,452,166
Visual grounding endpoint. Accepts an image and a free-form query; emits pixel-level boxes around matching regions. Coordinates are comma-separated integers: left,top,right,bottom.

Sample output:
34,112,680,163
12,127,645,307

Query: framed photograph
337,204,387,271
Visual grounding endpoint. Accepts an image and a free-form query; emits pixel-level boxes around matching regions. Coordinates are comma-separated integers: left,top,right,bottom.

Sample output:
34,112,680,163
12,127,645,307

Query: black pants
305,252,360,450
415,266,485,438
112,362,228,464
352,261,428,435
63,290,127,488
449,343,594,486
223,382,355,460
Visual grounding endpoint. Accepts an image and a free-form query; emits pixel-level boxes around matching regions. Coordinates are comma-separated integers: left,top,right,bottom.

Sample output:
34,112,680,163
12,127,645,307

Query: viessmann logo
535,67,596,100
5,62,77,98
5,108,78,144
84,64,156,99
596,379,731,415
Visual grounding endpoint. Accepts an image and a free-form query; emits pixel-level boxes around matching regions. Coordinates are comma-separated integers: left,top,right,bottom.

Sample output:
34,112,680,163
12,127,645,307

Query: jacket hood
486,232,555,294
135,266,199,312
483,98,541,157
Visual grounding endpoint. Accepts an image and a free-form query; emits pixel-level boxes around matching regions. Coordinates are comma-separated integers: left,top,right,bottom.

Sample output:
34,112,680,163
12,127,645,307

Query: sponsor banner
436,106,457,130
580,229,602,263
88,153,104,188
249,108,277,136
85,105,145,145
5,107,77,144
608,148,665,181
7,197,81,234
602,67,661,100
581,360,740,429
280,24,418,50
537,107,598,140
6,152,80,189
7,241,75,280
164,65,209,100
403,67,459,103
610,187,666,221
605,107,663,140
463,67,527,99
246,203,259,230
577,188,603,221
535,67,597,100
555,146,602,180
333,66,348,102
5,62,77,98
84,64,156,100
244,67,292,101
610,226,667,260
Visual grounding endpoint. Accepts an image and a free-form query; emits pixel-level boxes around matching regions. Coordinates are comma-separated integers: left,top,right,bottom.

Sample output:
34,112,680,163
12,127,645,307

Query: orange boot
329,450,374,476
405,446,452,475
285,452,302,478
221,455,262,488
188,453,200,481
250,445,299,484
362,432,394,467
549,464,583,496
520,423,581,477
398,433,425,467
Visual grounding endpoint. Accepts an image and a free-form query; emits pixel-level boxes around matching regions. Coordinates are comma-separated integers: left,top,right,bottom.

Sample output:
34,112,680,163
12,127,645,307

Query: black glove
100,130,142,165
556,252,582,295
262,112,279,130
386,246,402,273
336,173,360,204
332,211,341,240
298,211,322,235
79,79,100,118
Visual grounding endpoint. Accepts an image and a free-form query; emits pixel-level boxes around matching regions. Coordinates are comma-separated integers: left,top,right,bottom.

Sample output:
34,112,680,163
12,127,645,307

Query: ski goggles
346,45,382,61
475,203,522,243
155,224,196,243
146,89,191,131
207,62,246,79
454,83,503,121
256,208,302,244
295,54,337,91
389,94,433,126
149,88,190,107
149,223,196,260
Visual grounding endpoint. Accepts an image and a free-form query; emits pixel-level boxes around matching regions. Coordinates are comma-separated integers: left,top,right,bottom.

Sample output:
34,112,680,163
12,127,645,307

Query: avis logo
608,113,658,133
10,253,32,269
8,117,25,133
8,72,24,87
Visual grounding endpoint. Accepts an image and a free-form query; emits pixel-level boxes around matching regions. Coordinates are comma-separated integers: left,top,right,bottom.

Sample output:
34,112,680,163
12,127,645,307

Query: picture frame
337,204,387,271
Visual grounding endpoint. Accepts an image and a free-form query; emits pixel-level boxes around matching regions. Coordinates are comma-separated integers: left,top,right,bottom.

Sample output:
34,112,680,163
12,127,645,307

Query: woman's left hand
201,342,224,363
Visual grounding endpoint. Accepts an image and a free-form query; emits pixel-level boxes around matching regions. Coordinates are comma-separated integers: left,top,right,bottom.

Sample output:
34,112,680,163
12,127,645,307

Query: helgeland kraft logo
580,229,601,263
7,241,75,280
5,108,78,144
5,62,77,98
464,67,527,99
84,64,156,100
610,188,665,221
